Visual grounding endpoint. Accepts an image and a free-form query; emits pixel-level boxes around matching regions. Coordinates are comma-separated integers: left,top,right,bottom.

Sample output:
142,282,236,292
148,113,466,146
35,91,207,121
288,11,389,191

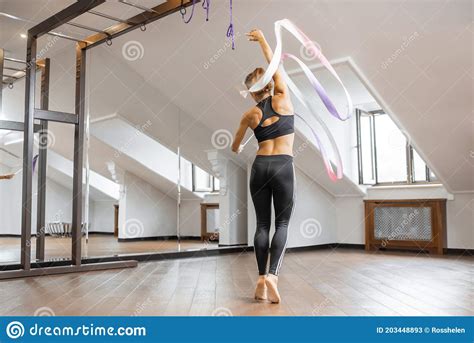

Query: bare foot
255,275,267,301
265,274,281,304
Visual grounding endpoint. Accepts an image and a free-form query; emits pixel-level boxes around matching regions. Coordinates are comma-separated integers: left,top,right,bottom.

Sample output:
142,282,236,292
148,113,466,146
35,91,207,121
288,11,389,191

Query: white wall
118,171,177,239
45,177,73,225
178,199,201,237
335,196,365,245
90,200,116,233
247,163,337,248
219,160,247,246
0,163,23,235
0,163,72,235
446,193,474,249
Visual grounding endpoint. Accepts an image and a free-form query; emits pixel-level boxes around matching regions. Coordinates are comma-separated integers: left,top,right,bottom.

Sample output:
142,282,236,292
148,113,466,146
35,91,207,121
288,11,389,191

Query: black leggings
250,154,295,276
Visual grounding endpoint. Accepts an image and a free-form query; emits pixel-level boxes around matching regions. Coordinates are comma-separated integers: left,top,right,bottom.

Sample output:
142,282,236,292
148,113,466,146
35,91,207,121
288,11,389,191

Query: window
213,177,220,192
356,109,437,185
192,164,220,192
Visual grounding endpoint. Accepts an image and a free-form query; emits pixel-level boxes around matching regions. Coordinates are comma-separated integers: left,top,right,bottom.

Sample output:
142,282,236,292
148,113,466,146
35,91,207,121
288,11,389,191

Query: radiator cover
364,199,447,254
374,206,432,241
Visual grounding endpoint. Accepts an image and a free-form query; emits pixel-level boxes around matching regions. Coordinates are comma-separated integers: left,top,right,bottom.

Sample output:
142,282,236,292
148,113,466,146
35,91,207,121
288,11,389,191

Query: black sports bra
253,96,294,143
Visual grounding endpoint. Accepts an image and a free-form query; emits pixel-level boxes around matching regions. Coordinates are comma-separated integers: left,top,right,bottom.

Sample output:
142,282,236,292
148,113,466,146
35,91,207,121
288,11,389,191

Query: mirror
83,34,182,258
0,128,23,265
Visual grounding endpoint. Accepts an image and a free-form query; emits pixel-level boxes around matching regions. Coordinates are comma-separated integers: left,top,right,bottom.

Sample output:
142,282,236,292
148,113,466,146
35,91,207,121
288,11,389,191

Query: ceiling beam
29,0,106,38
83,0,198,50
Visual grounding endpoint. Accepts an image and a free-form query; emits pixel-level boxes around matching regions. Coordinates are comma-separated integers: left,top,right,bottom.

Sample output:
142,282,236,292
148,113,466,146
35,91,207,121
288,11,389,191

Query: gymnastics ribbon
202,0,210,21
242,19,353,181
181,0,210,23
226,0,235,49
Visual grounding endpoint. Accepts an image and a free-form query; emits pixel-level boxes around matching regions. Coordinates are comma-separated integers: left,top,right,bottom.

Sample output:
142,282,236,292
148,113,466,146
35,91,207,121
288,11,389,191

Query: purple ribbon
226,0,234,49
32,154,39,173
181,0,198,24
202,0,210,21
181,0,210,24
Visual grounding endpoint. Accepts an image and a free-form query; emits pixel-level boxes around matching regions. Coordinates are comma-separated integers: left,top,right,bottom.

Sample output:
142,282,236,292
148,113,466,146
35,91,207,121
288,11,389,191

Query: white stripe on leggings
275,162,296,275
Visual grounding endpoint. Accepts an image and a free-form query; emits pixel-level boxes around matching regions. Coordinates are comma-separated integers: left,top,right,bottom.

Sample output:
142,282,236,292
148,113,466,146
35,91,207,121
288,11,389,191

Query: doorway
200,203,219,242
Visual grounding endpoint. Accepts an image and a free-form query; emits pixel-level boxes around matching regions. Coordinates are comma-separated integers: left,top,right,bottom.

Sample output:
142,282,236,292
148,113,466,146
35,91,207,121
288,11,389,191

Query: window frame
192,164,220,193
356,109,438,186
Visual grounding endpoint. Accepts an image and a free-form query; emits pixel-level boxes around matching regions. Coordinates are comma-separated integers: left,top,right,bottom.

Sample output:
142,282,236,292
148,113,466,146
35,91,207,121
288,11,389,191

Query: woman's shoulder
271,94,294,116
245,105,263,118
243,106,263,129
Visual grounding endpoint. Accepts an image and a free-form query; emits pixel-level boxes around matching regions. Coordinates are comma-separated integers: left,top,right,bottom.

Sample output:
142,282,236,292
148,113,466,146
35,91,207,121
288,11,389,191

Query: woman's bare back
248,94,294,156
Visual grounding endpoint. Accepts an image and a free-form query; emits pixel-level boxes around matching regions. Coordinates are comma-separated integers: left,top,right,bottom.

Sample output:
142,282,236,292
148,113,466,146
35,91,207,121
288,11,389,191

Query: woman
231,29,295,304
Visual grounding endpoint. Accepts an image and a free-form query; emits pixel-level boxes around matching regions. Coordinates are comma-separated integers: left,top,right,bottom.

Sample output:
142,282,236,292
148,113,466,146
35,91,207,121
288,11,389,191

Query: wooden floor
0,248,472,316
0,235,217,264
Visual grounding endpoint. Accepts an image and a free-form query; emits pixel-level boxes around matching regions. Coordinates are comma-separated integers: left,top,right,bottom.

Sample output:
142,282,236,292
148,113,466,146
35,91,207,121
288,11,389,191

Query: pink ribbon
243,19,353,181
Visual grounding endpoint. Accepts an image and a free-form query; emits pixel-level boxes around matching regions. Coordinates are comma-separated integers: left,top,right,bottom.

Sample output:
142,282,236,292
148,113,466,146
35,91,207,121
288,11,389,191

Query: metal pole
3,66,26,72
66,21,107,34
84,49,90,245
21,33,37,270
4,57,26,64
407,143,413,184
118,0,159,13
47,31,88,43
36,58,50,261
177,110,181,251
71,43,86,266
355,109,363,184
87,10,135,25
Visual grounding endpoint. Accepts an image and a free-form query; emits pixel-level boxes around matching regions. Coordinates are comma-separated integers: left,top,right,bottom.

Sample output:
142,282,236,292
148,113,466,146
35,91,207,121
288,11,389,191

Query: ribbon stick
241,133,254,148
244,19,353,181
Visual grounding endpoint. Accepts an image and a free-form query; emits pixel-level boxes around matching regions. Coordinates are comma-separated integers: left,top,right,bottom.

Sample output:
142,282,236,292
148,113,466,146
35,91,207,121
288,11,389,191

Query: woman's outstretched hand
246,29,264,42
